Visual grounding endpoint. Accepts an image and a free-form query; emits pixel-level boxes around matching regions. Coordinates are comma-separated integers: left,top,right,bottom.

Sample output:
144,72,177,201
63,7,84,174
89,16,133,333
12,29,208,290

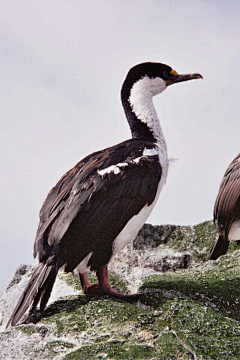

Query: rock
0,220,240,359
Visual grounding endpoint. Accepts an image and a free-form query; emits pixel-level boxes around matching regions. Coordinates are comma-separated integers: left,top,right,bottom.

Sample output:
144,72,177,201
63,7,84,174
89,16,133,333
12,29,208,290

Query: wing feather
214,154,240,237
34,139,162,269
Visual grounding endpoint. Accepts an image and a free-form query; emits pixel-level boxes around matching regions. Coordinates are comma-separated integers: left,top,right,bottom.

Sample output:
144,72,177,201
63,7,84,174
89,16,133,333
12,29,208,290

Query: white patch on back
132,157,141,164
143,147,159,156
98,165,121,176
97,147,159,176
98,163,129,176
228,220,240,241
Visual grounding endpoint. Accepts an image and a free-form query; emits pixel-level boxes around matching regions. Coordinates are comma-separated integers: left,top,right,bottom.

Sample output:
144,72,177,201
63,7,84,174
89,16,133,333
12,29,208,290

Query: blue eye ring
163,71,169,78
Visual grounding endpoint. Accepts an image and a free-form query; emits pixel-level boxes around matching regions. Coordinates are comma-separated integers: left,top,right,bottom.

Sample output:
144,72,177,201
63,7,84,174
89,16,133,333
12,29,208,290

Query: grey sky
0,0,239,289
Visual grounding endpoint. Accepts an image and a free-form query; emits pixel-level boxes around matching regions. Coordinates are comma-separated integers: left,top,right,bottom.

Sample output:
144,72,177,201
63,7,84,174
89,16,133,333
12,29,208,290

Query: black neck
121,87,156,143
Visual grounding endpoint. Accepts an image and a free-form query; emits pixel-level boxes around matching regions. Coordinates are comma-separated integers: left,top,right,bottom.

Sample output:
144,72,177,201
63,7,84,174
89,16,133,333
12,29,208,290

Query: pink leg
79,265,142,300
79,272,99,294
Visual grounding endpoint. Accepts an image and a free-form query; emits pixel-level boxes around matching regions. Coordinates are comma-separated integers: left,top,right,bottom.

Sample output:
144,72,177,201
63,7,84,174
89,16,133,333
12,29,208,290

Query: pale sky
0,0,239,289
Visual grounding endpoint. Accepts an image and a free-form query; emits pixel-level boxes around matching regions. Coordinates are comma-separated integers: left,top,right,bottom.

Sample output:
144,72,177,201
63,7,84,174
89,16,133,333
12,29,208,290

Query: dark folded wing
214,153,240,236
34,139,162,271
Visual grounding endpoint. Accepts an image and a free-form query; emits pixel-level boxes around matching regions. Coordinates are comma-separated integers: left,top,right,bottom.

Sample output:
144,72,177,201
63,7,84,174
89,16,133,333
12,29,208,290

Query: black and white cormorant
208,153,240,260
7,62,202,327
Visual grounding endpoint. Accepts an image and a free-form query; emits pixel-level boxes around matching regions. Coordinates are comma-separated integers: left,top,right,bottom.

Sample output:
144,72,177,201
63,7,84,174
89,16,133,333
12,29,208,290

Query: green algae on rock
1,221,240,359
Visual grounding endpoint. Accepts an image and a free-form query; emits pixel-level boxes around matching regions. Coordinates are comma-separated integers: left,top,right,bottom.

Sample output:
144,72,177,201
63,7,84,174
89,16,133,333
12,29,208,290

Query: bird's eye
163,71,169,78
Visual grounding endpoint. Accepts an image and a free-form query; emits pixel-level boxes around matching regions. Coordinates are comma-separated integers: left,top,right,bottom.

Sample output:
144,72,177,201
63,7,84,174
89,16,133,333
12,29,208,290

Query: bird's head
121,62,202,99
121,62,202,142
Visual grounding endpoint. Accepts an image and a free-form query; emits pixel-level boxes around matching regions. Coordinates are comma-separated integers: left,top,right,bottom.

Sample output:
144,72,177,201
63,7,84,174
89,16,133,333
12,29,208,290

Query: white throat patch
129,75,167,147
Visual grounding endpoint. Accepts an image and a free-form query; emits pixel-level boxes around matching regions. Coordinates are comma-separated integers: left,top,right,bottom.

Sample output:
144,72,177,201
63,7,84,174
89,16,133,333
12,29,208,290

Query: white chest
112,149,168,255
228,220,240,241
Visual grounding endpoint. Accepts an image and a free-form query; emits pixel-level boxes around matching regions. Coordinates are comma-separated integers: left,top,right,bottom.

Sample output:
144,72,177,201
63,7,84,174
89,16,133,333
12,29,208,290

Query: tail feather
208,234,229,260
6,262,57,328
39,268,57,313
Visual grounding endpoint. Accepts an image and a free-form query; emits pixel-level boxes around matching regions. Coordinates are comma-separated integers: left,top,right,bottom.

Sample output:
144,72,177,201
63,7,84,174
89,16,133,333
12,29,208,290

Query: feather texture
34,139,162,271
209,154,240,260
214,153,240,238
7,140,162,327
6,262,57,327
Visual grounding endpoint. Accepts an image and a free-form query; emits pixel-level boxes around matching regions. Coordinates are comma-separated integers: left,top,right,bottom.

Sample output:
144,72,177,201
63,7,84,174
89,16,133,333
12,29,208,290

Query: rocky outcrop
0,221,240,359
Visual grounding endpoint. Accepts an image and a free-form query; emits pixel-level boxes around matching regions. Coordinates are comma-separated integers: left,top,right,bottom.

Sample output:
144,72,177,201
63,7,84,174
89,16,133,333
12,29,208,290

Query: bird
208,153,240,260
7,62,202,327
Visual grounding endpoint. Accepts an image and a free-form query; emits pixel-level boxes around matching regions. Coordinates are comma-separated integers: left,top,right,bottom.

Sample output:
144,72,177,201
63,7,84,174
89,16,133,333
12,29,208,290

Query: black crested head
122,62,173,93
121,62,202,97
126,62,173,81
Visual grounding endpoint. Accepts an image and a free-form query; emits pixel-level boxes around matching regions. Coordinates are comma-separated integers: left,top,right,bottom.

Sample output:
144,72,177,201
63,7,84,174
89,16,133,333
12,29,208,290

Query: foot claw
83,283,99,295
83,283,142,301
79,270,142,302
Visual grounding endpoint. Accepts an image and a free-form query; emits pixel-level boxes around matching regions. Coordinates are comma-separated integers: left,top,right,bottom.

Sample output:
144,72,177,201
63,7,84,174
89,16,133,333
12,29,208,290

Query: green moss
18,324,48,336
63,341,157,359
154,331,195,360
46,340,74,354
42,296,87,334
137,221,239,264
4,221,240,359
41,291,152,337
58,272,83,292
141,250,240,321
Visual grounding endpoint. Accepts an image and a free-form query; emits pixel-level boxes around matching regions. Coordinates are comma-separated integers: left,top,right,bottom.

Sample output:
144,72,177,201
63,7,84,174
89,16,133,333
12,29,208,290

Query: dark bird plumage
7,62,202,327
208,153,240,260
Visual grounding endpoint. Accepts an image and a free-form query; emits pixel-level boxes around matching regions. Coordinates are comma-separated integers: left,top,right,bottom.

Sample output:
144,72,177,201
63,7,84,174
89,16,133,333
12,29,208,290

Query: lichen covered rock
0,221,240,359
